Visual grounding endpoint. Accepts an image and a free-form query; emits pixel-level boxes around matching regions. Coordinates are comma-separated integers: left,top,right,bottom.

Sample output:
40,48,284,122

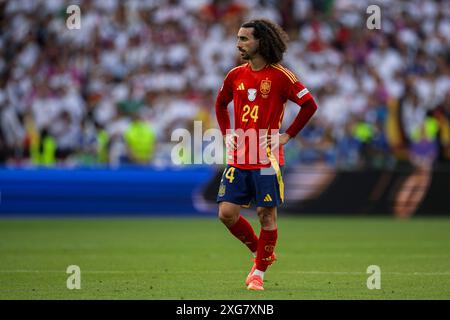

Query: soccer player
215,19,318,291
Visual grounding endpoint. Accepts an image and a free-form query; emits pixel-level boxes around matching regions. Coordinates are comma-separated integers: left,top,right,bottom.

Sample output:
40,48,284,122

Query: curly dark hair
241,19,289,65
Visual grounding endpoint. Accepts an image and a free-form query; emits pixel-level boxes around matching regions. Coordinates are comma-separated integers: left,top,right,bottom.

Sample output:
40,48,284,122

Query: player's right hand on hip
225,132,239,151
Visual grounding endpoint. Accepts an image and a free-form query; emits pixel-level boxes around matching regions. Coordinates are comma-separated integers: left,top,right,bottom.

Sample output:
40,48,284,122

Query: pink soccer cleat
245,252,277,286
246,274,264,291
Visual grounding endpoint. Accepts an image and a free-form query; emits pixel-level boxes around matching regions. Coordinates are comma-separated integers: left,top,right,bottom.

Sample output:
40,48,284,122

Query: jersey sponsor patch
297,88,309,99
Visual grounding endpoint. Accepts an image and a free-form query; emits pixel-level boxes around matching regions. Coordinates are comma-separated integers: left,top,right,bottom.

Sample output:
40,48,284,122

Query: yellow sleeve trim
271,64,298,84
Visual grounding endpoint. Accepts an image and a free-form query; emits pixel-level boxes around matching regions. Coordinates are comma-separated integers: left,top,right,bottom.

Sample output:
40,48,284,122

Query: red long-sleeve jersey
215,63,317,169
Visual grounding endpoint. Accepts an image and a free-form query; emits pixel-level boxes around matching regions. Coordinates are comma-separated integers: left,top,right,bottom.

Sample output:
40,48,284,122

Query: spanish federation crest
218,183,226,197
260,79,271,98
247,88,257,101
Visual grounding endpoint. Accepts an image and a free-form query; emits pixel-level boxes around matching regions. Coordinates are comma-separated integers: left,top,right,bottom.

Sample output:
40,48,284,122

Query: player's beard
239,47,258,60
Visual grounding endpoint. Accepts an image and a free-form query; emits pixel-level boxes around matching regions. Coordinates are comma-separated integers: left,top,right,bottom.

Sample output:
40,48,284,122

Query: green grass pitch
0,216,449,299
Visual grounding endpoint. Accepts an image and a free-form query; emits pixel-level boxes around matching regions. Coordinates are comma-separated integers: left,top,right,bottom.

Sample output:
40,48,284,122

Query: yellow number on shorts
225,167,236,183
242,105,258,123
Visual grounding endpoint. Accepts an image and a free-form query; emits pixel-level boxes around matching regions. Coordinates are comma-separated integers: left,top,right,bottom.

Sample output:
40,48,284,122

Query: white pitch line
0,270,449,276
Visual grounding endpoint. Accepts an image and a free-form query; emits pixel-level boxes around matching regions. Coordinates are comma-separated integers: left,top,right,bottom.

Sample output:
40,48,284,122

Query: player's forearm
215,102,231,136
285,98,318,138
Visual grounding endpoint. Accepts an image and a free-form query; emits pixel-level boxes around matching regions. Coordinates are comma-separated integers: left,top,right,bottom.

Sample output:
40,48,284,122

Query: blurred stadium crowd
0,0,449,169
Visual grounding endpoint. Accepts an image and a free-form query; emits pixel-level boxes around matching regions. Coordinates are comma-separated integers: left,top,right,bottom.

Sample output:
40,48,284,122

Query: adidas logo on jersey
237,83,245,90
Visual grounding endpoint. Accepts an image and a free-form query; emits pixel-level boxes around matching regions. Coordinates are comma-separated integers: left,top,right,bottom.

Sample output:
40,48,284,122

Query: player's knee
218,208,238,227
257,207,277,228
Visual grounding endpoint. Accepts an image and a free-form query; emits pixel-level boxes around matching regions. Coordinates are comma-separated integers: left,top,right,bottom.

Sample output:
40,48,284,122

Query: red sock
255,228,278,272
228,215,259,253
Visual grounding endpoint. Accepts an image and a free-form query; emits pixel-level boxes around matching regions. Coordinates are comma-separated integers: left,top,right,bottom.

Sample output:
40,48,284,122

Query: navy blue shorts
216,165,284,208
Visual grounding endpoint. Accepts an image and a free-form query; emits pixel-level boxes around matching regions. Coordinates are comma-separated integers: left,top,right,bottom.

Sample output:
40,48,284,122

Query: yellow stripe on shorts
266,146,285,203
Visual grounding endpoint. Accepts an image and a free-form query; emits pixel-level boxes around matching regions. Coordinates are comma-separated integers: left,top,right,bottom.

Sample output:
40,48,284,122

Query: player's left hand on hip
260,132,286,150
279,133,291,146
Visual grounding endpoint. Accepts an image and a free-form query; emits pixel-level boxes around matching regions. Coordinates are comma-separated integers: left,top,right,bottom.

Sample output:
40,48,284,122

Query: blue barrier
0,166,217,216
